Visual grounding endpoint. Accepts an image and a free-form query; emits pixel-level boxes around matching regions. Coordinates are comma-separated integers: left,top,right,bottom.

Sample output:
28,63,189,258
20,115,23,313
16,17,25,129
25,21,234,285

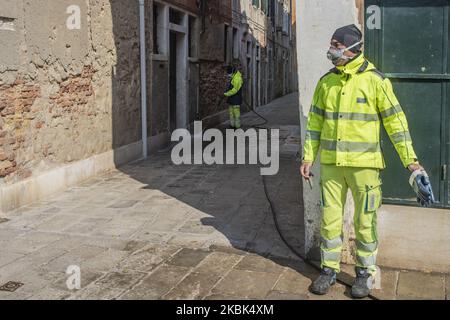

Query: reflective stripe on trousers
321,236,343,250
357,254,377,267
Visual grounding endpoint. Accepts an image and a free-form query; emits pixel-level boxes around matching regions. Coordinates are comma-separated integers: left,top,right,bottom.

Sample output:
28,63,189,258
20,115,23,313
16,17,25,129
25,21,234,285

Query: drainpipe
139,0,148,159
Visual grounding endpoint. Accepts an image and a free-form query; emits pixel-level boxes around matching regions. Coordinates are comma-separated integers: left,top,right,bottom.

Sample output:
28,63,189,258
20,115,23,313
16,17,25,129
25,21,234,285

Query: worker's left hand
408,163,424,172
409,169,436,207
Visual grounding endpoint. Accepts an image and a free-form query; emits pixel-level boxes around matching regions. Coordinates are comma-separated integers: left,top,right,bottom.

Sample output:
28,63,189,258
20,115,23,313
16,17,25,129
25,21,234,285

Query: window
269,0,275,19
153,4,159,54
282,11,290,34
188,16,198,58
261,0,268,14
224,24,229,63
152,3,168,56
233,0,239,10
169,8,182,25
232,27,239,59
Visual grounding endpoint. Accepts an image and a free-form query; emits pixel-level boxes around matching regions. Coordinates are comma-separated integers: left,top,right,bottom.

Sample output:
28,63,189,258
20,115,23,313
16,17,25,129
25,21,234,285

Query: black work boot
351,267,374,299
310,267,337,295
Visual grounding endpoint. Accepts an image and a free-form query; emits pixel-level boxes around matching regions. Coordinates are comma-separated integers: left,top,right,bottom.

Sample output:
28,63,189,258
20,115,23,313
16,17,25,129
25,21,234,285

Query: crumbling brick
50,65,95,111
0,77,41,178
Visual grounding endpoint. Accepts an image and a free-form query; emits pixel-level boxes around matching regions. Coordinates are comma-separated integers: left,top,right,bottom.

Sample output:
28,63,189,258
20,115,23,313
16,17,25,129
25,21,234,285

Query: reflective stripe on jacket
224,71,243,105
303,54,418,169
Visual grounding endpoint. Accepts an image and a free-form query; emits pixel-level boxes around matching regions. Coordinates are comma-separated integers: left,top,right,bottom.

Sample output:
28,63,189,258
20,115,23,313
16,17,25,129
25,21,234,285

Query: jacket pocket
365,180,382,212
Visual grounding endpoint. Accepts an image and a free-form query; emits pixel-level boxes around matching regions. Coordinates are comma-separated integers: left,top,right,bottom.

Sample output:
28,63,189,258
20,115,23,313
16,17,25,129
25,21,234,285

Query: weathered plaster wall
0,0,147,186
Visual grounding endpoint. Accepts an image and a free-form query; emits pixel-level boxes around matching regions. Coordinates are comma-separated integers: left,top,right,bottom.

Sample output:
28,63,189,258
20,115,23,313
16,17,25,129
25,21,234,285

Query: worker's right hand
300,162,312,180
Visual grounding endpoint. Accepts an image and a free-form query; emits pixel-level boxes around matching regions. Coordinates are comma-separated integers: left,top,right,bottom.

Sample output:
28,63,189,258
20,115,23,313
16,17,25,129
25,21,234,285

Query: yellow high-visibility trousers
228,105,241,128
320,164,382,275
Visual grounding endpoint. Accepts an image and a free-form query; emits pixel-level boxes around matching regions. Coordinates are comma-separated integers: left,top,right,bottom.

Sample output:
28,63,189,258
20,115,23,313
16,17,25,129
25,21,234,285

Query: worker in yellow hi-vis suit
300,25,427,299
224,62,244,129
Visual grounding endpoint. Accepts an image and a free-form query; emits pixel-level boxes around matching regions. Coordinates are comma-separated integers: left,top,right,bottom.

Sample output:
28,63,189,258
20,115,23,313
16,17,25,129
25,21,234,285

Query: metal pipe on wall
139,0,148,159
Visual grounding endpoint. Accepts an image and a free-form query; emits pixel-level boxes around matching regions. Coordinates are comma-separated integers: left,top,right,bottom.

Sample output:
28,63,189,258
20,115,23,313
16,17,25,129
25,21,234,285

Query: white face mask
327,41,363,65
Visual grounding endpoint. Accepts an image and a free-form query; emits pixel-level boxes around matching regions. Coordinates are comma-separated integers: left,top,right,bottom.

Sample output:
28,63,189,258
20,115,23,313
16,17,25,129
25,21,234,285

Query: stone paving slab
167,248,211,268
118,264,191,300
164,271,224,300
211,269,281,299
397,271,446,300
234,254,286,274
117,244,180,273
265,290,309,300
273,268,315,296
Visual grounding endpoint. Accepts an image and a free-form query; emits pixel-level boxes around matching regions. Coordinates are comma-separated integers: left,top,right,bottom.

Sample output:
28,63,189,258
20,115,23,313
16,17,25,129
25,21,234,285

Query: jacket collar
335,53,367,75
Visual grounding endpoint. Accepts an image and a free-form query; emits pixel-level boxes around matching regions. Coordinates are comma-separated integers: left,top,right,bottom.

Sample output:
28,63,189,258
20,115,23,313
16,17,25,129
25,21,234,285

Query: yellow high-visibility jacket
303,54,418,169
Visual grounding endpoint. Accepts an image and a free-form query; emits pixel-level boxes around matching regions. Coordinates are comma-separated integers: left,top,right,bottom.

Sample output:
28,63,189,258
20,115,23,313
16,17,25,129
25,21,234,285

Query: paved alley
0,93,447,300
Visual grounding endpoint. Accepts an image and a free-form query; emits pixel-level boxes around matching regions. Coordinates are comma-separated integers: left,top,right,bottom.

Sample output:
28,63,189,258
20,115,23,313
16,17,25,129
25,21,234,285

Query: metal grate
0,282,24,292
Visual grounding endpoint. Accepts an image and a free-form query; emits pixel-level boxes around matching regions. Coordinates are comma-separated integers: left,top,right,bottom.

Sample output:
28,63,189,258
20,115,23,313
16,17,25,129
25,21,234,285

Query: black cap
332,24,363,53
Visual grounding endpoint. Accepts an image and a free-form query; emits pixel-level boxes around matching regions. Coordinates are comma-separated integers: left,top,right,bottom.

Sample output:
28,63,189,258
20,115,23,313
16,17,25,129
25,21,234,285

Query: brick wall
0,78,40,178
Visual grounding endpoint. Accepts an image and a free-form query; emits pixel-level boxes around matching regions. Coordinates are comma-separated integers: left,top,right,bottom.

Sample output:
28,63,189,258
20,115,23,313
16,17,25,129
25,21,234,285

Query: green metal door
365,0,450,207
